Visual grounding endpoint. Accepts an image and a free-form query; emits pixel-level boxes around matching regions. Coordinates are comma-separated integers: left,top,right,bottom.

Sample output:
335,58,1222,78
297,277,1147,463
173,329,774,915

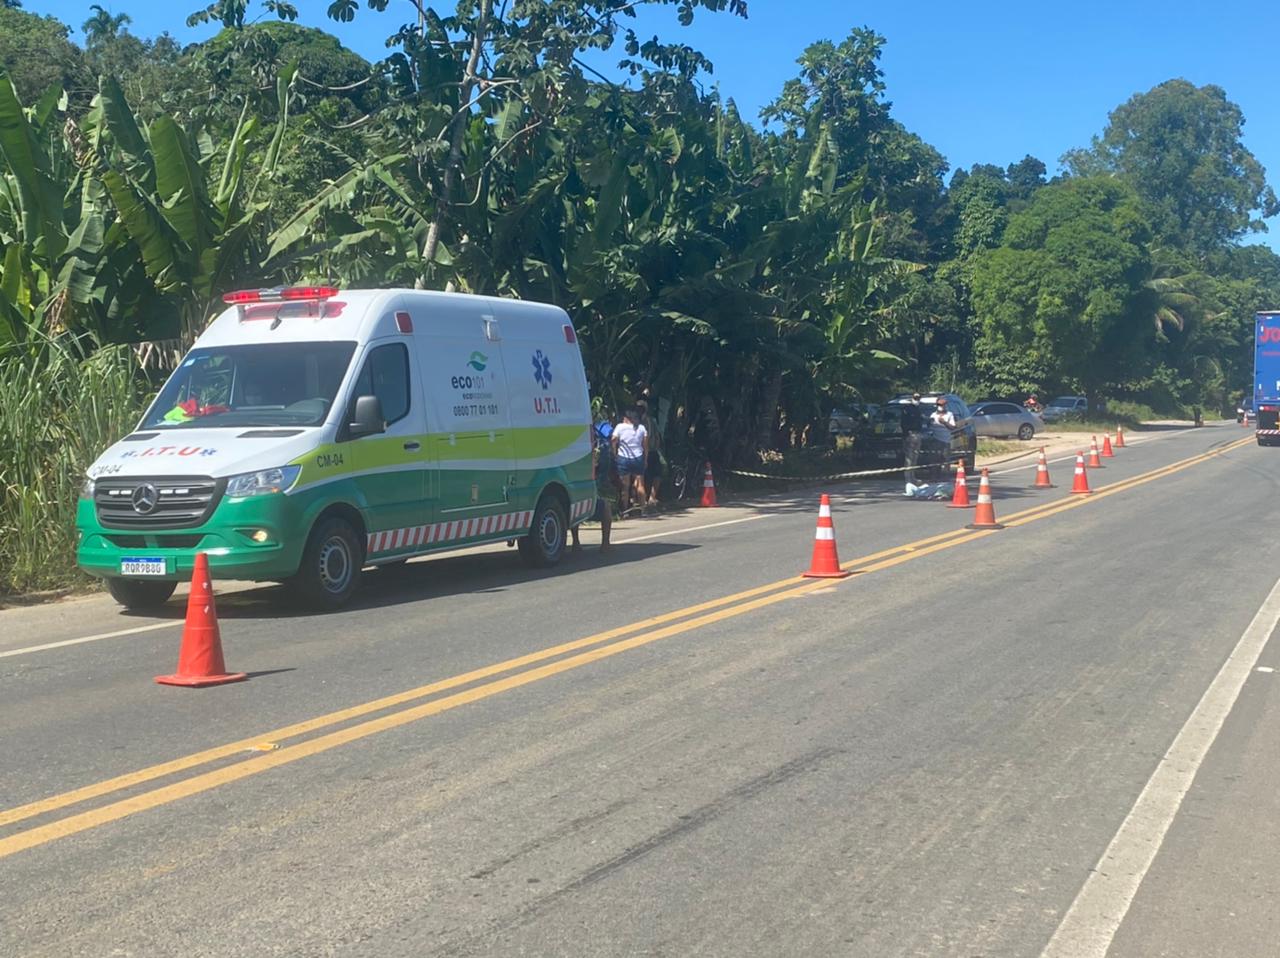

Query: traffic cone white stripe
802,493,850,578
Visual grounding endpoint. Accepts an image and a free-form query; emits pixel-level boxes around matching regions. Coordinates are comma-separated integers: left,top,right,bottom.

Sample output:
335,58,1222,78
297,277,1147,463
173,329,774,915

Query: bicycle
668,449,711,501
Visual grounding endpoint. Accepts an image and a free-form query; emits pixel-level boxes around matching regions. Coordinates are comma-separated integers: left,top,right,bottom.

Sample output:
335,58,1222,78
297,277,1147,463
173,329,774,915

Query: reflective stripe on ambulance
367,498,595,555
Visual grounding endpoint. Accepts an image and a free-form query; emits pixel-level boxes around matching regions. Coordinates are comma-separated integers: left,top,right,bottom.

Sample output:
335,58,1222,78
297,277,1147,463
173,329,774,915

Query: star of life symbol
532,350,552,390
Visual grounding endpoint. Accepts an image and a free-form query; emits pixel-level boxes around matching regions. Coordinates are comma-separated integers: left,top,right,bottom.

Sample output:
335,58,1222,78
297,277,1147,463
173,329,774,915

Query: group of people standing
570,401,665,553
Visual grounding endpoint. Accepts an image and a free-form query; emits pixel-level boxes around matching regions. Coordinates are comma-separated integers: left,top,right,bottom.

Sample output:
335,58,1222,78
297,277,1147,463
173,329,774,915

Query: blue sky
29,0,1280,247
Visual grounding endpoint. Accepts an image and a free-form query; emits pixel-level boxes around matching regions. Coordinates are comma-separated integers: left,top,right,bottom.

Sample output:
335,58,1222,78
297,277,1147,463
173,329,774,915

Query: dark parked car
853,394,977,477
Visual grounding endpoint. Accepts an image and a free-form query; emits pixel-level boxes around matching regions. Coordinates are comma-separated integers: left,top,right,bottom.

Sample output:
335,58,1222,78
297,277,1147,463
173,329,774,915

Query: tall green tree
970,177,1155,408
191,0,747,283
0,5,89,103
1063,79,1279,255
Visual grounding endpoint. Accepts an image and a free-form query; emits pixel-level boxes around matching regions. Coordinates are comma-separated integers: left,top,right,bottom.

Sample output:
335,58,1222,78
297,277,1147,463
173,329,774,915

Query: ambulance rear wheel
519,495,567,568
289,516,362,609
106,578,177,610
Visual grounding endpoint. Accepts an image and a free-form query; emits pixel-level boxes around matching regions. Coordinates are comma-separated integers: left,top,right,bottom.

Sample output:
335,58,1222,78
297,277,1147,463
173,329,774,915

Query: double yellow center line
0,436,1251,859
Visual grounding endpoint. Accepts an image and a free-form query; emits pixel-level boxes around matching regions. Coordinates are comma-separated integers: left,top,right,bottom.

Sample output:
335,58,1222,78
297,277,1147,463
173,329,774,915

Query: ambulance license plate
120,557,166,576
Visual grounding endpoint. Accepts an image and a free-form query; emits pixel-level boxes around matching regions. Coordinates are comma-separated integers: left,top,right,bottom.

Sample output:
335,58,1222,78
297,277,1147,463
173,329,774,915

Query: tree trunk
755,367,783,453
421,0,491,279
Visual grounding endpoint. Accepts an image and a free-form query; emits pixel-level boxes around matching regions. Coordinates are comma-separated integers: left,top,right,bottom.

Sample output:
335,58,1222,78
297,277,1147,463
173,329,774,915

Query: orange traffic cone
699,462,718,508
1070,452,1092,495
1115,426,1126,448
1034,448,1054,488
1087,436,1103,468
965,469,1004,530
1101,434,1115,457
156,554,247,688
801,494,851,578
948,461,973,508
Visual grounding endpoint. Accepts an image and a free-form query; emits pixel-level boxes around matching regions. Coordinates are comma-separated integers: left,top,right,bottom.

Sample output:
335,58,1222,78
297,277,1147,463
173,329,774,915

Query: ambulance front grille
94,475,222,529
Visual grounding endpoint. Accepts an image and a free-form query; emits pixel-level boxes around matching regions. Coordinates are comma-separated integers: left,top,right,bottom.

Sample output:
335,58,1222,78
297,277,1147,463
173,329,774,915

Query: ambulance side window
351,343,410,425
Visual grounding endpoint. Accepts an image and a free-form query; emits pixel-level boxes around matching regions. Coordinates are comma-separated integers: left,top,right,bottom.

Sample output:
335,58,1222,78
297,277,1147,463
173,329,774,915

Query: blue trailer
1253,310,1280,445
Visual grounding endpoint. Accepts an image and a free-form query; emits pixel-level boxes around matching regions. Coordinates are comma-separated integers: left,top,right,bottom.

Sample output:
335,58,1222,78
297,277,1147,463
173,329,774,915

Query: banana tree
87,67,296,347
0,75,118,354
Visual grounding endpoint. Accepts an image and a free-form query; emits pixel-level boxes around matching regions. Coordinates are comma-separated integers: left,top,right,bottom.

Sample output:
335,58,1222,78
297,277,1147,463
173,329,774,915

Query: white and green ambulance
76,287,596,609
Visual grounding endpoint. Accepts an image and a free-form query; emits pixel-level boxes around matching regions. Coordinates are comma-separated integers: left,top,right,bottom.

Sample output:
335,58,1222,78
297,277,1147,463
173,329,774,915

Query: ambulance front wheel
288,516,363,609
519,495,567,568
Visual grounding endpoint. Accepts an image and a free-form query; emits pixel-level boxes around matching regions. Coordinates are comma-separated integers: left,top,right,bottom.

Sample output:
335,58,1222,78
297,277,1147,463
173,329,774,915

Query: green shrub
1102,400,1161,423
0,343,149,596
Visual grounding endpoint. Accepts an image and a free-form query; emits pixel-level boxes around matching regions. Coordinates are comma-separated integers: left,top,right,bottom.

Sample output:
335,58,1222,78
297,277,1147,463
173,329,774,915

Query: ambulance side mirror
346,394,385,440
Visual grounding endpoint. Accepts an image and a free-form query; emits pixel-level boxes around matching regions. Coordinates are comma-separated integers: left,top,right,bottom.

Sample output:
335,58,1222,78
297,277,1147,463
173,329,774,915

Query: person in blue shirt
571,419,615,551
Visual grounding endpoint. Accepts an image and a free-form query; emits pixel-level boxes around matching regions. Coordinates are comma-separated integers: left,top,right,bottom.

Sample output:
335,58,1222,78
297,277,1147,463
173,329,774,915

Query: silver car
1041,395,1089,422
970,401,1043,440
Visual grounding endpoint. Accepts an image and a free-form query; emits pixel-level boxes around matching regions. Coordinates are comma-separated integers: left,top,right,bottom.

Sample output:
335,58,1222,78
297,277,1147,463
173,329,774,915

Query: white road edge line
614,513,771,543
0,621,178,659
1040,571,1280,958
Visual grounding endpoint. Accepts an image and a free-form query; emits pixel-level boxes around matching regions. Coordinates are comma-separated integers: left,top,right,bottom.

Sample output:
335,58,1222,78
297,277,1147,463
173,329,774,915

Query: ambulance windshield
143,342,357,429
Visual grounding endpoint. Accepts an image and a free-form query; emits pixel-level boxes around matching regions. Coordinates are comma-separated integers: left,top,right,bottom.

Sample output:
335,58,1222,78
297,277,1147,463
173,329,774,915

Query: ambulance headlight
226,465,301,498
81,476,95,499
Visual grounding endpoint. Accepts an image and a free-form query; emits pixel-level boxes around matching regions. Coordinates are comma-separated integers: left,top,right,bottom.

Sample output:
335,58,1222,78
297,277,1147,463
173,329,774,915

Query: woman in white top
610,408,648,515
930,397,956,471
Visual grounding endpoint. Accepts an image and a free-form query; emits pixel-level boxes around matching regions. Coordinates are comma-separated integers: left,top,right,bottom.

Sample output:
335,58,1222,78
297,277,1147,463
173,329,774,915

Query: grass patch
976,439,1023,457
1047,418,1147,436
1043,405,1178,434
0,342,149,597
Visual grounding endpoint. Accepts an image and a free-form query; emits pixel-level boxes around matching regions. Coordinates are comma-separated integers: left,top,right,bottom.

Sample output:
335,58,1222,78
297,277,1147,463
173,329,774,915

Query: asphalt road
2,422,1278,957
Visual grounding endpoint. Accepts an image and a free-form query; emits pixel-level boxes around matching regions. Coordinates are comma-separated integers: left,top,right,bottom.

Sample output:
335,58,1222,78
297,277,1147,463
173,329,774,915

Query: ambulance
76,287,596,610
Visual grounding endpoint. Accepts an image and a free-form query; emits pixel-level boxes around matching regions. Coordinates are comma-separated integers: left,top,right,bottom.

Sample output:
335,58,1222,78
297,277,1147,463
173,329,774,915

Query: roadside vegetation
2,0,1278,594
0,340,147,594
975,439,1024,458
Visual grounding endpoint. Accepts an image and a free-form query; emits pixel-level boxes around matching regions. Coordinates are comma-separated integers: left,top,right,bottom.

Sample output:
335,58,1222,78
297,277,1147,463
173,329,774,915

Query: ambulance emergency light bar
222,286,339,304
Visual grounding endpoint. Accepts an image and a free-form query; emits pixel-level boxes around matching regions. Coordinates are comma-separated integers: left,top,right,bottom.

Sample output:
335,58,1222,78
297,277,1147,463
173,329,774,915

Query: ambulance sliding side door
418,311,517,530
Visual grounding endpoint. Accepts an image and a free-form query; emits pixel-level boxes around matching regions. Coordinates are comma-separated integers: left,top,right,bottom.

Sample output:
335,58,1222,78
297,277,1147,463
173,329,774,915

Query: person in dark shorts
571,422,615,551
636,400,663,509
610,407,648,515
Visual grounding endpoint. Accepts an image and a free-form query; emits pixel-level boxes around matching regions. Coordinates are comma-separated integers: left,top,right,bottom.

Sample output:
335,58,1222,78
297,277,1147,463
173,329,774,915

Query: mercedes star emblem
131,483,160,515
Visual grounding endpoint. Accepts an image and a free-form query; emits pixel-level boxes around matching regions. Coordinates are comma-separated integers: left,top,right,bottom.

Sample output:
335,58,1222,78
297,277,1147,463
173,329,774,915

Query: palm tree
1142,252,1199,340
82,5,131,47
